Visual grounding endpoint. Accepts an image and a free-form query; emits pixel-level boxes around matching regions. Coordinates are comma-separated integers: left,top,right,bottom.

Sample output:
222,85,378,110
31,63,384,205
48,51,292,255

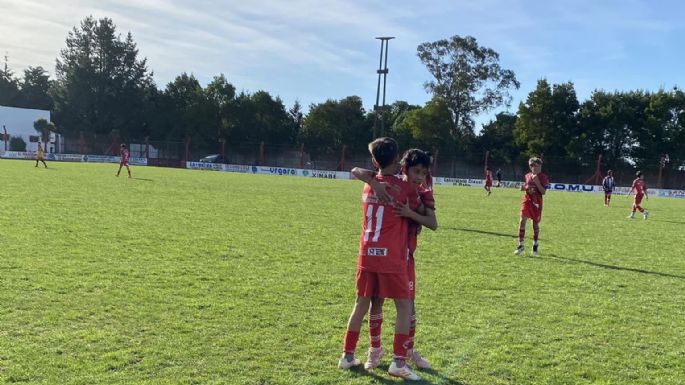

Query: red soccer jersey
424,173,433,191
632,178,646,196
485,171,492,182
408,185,436,254
521,172,549,207
121,149,129,162
358,174,420,274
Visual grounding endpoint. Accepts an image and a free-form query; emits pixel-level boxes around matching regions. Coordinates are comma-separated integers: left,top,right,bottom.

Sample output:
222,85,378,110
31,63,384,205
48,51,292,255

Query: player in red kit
484,167,493,196
115,144,132,178
351,149,438,371
627,171,649,219
339,138,421,381
514,157,548,256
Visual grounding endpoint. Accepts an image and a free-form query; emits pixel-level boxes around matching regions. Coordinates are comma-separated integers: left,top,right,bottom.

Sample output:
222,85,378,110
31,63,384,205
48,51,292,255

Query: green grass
1,159,684,385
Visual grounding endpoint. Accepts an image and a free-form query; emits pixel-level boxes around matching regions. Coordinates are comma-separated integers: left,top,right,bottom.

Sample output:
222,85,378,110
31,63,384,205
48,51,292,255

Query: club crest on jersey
367,247,387,256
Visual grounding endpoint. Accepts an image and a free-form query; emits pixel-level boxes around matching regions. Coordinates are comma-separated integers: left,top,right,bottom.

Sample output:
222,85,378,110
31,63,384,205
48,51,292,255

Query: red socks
343,330,360,355
368,313,383,348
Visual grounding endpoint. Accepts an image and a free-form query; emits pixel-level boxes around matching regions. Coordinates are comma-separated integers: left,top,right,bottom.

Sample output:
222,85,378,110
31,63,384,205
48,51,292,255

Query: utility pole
373,37,394,138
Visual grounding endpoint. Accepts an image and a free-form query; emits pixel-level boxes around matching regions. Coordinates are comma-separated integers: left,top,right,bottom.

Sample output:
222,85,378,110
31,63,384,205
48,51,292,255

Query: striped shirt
602,176,615,191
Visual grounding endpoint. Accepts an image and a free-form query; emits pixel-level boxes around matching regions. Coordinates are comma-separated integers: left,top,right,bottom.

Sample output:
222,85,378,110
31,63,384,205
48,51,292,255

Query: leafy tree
393,98,454,156
475,112,520,166
34,118,57,142
514,80,580,168
299,96,371,156
19,67,53,110
9,136,26,151
52,16,154,138
633,89,685,169
417,35,519,151
0,60,22,107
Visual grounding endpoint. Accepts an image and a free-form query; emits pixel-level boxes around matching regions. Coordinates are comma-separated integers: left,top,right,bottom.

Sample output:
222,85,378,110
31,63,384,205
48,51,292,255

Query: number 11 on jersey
363,204,384,242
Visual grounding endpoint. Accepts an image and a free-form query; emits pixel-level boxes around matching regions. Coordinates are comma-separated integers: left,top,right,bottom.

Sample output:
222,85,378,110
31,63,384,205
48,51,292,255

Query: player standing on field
627,171,649,219
339,137,422,381
35,142,47,168
115,144,132,178
602,170,615,207
514,157,548,256
484,167,493,196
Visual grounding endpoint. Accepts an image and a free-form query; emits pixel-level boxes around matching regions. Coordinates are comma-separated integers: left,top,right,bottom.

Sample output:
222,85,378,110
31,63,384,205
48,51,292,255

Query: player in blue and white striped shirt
602,170,615,206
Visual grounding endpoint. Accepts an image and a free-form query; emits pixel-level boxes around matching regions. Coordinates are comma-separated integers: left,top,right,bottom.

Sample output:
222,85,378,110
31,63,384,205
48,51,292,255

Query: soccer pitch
1,160,684,385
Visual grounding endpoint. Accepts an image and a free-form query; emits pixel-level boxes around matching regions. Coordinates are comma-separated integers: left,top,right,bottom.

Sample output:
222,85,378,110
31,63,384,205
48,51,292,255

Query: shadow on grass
537,254,685,279
651,219,685,225
349,365,468,385
444,227,519,240
131,177,154,182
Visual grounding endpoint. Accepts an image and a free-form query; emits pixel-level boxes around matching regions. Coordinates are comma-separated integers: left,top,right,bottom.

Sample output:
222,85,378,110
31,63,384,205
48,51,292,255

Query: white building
0,105,62,153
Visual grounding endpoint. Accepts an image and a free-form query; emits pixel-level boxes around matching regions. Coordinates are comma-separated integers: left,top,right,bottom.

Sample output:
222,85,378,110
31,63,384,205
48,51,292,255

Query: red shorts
356,268,410,299
634,194,644,205
485,180,492,188
407,255,416,300
520,201,542,223
120,160,129,167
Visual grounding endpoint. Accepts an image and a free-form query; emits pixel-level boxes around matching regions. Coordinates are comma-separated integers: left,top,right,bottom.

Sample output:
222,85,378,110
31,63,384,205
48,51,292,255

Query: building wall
0,105,56,152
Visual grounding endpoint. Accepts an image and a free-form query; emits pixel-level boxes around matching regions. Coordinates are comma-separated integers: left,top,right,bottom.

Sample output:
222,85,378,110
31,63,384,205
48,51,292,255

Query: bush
9,136,27,151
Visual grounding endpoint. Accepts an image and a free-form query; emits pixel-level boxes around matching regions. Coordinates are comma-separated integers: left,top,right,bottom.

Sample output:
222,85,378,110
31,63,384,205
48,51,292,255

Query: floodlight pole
373,37,394,138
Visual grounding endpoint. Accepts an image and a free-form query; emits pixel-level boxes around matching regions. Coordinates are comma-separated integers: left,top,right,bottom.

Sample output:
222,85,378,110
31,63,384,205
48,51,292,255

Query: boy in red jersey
351,149,438,371
627,171,649,219
115,144,132,178
484,167,493,196
339,138,421,381
514,157,548,256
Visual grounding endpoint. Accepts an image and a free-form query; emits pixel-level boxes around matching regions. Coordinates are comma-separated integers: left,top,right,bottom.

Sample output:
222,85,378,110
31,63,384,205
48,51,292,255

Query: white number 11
363,204,384,242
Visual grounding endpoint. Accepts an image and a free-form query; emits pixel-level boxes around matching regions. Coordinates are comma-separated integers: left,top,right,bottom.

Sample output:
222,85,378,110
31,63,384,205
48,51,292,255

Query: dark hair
121,144,127,148
368,137,398,169
486,167,491,171
400,148,431,170
636,170,643,177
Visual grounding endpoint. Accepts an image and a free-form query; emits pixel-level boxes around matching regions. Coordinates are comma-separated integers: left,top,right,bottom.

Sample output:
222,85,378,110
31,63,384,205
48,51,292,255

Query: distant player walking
484,167,493,196
35,142,48,168
602,170,615,206
115,144,132,178
627,171,648,219
496,168,502,187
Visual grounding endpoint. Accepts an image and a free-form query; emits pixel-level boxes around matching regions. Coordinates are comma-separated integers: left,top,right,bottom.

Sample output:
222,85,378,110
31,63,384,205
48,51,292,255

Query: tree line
1,16,682,171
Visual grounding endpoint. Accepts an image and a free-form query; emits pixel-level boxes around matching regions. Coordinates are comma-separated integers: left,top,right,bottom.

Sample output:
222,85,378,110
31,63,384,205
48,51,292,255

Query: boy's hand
392,200,414,218
370,180,399,203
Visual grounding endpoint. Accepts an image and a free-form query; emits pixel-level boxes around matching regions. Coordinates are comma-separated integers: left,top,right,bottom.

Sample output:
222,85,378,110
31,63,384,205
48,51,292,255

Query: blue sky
1,0,684,128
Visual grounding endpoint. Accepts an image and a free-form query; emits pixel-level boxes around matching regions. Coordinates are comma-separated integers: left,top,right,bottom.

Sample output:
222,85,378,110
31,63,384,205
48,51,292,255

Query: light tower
373,37,394,138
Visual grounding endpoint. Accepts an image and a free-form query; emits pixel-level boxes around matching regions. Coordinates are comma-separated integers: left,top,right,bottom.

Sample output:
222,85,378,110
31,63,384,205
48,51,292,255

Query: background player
35,142,47,168
115,144,132,178
627,171,648,219
602,170,615,207
514,157,548,256
484,167,493,196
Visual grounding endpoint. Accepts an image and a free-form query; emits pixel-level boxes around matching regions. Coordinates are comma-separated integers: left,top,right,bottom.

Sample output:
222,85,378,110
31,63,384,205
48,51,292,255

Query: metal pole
373,37,394,138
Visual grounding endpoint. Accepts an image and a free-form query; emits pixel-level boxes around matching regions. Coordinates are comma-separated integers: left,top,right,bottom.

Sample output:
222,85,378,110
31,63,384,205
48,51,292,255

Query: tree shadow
443,227,520,240
536,253,685,280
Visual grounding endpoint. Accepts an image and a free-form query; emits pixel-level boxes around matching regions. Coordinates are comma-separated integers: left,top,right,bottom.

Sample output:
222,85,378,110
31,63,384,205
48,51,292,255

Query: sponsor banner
656,189,685,199
301,169,350,179
46,153,84,162
186,162,351,179
186,161,223,171
547,183,599,193
82,155,148,165
1,151,34,159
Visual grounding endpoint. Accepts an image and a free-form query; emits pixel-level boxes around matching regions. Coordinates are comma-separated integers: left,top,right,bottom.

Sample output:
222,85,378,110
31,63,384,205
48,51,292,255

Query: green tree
19,67,53,110
393,98,454,156
299,96,371,156
475,112,520,166
633,89,685,169
514,80,579,168
417,35,519,151
9,136,26,151
34,118,56,143
0,59,22,107
52,16,154,138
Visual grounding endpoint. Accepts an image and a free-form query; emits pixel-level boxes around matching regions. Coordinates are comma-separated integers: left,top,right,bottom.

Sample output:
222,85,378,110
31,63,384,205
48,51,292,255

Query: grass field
1,159,684,385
